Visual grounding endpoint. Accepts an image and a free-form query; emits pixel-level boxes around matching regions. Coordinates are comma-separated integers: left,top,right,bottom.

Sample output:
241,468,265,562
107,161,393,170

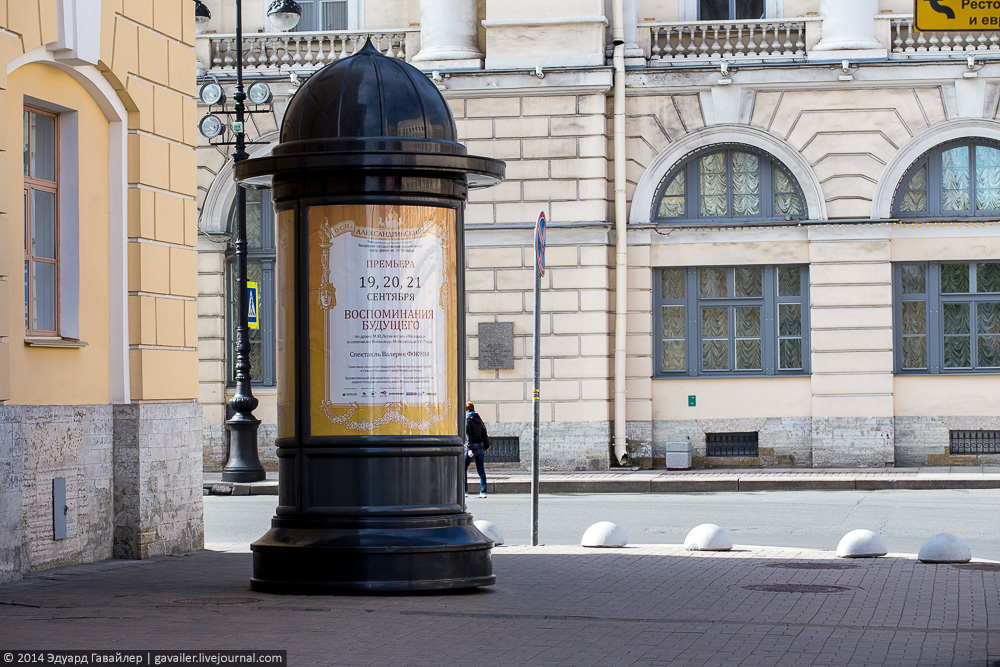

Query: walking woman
465,402,490,498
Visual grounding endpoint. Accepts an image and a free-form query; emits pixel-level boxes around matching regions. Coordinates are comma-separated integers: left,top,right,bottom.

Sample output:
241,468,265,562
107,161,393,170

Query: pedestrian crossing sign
247,281,259,330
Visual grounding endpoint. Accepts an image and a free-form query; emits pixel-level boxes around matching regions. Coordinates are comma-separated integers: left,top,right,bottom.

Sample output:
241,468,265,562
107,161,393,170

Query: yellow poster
307,204,459,436
276,209,296,439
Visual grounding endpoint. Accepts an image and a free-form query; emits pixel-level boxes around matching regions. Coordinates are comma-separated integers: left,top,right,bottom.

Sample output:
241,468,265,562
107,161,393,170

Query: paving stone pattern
0,545,997,666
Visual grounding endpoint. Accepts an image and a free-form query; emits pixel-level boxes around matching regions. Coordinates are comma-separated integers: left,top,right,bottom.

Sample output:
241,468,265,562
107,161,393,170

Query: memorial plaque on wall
478,322,514,369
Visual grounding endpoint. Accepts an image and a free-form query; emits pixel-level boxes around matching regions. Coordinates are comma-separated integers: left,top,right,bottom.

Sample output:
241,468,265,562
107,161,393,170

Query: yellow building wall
0,1,199,405
5,64,112,405
652,378,814,420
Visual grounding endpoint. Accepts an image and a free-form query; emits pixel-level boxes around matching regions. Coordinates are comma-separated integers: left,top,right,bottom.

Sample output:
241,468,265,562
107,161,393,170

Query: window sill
896,370,1000,375
653,373,810,379
24,337,88,348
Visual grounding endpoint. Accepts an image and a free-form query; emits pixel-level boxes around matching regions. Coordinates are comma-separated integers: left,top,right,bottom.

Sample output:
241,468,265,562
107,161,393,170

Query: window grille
485,436,519,463
706,432,759,457
950,430,1000,454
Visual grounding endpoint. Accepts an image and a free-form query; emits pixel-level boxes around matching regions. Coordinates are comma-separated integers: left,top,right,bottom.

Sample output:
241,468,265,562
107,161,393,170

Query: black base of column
250,516,494,593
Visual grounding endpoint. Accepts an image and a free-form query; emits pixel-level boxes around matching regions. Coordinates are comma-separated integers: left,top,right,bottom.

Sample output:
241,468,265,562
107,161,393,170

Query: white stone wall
452,87,616,469
0,408,23,583
654,417,813,467
197,237,228,469
455,91,610,226
0,403,201,582
113,403,204,560
895,416,1000,467
15,406,115,573
193,21,1000,470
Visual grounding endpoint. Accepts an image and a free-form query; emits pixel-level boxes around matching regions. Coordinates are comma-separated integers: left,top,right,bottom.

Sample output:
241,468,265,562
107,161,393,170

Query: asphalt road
204,489,1000,559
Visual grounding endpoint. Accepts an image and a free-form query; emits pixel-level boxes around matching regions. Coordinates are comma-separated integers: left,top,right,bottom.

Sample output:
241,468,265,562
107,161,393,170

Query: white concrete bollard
918,533,972,563
581,521,627,547
473,519,504,546
836,529,887,558
683,523,732,551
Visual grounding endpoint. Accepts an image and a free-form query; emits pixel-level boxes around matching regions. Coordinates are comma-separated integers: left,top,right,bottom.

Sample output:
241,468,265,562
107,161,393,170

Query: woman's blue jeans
465,442,487,494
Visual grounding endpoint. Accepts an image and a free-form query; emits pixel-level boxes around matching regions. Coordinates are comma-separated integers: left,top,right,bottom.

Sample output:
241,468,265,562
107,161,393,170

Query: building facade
196,0,1000,473
1,1,203,584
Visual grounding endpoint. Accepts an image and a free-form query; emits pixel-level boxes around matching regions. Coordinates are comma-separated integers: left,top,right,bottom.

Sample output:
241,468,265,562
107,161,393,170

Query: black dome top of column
280,39,458,146
236,40,504,191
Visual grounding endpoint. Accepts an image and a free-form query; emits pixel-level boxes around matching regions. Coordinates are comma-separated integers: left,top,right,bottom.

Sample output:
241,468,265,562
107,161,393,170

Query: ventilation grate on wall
706,432,759,457
485,436,520,463
949,430,1000,455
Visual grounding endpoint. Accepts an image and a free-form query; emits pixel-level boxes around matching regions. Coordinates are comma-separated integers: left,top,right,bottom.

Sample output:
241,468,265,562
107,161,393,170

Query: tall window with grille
227,188,276,387
655,265,809,377
894,261,1000,373
24,106,59,336
295,0,347,30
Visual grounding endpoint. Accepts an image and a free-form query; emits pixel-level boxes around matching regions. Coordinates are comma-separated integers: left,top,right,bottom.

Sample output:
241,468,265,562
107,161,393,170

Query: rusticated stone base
653,418,813,468
203,422,278,472
0,402,204,584
114,402,204,560
811,417,894,468
0,407,24,584
894,416,1000,467
487,421,610,471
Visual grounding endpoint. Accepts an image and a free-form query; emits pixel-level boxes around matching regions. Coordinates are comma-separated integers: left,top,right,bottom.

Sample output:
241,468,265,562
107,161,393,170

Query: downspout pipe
612,0,628,466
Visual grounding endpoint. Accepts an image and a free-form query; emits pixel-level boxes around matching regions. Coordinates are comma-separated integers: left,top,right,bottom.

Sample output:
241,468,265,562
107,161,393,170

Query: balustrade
644,20,807,63
205,30,414,74
886,16,1000,53
200,18,1000,72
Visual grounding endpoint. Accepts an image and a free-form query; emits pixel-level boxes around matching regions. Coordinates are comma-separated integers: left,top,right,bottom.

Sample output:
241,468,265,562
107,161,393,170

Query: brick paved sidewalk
1,545,997,666
205,466,1000,496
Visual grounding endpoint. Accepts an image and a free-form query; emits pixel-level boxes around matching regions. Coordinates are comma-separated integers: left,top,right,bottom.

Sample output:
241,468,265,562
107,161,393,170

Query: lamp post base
222,416,266,482
250,516,495,593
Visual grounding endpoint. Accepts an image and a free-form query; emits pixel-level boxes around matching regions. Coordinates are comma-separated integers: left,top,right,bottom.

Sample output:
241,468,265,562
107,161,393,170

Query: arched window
893,139,1000,217
226,188,276,387
652,146,806,224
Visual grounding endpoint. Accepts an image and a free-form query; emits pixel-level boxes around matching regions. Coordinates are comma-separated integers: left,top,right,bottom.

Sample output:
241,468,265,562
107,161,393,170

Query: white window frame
654,265,810,378
893,261,1000,374
678,0,782,20
23,96,80,342
285,0,363,31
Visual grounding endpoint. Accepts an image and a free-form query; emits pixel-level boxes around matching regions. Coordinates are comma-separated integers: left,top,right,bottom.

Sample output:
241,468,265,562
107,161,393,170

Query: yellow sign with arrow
915,0,1000,31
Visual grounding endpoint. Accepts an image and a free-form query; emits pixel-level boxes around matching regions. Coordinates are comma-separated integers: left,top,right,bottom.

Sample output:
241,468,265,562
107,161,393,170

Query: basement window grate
949,430,1000,455
706,432,759,457
484,436,520,463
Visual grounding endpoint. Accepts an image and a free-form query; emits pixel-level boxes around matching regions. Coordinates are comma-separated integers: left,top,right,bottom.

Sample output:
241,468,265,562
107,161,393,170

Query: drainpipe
612,0,628,465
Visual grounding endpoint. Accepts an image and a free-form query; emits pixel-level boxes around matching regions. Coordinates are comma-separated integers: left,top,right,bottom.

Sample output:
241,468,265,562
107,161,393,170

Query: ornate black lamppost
195,0,302,482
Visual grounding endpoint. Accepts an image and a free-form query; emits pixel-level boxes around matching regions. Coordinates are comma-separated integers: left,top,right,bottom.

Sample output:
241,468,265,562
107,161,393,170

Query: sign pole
531,211,545,546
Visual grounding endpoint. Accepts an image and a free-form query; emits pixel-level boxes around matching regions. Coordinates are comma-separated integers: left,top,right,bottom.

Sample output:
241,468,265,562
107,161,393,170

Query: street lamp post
194,0,300,482
220,0,264,483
